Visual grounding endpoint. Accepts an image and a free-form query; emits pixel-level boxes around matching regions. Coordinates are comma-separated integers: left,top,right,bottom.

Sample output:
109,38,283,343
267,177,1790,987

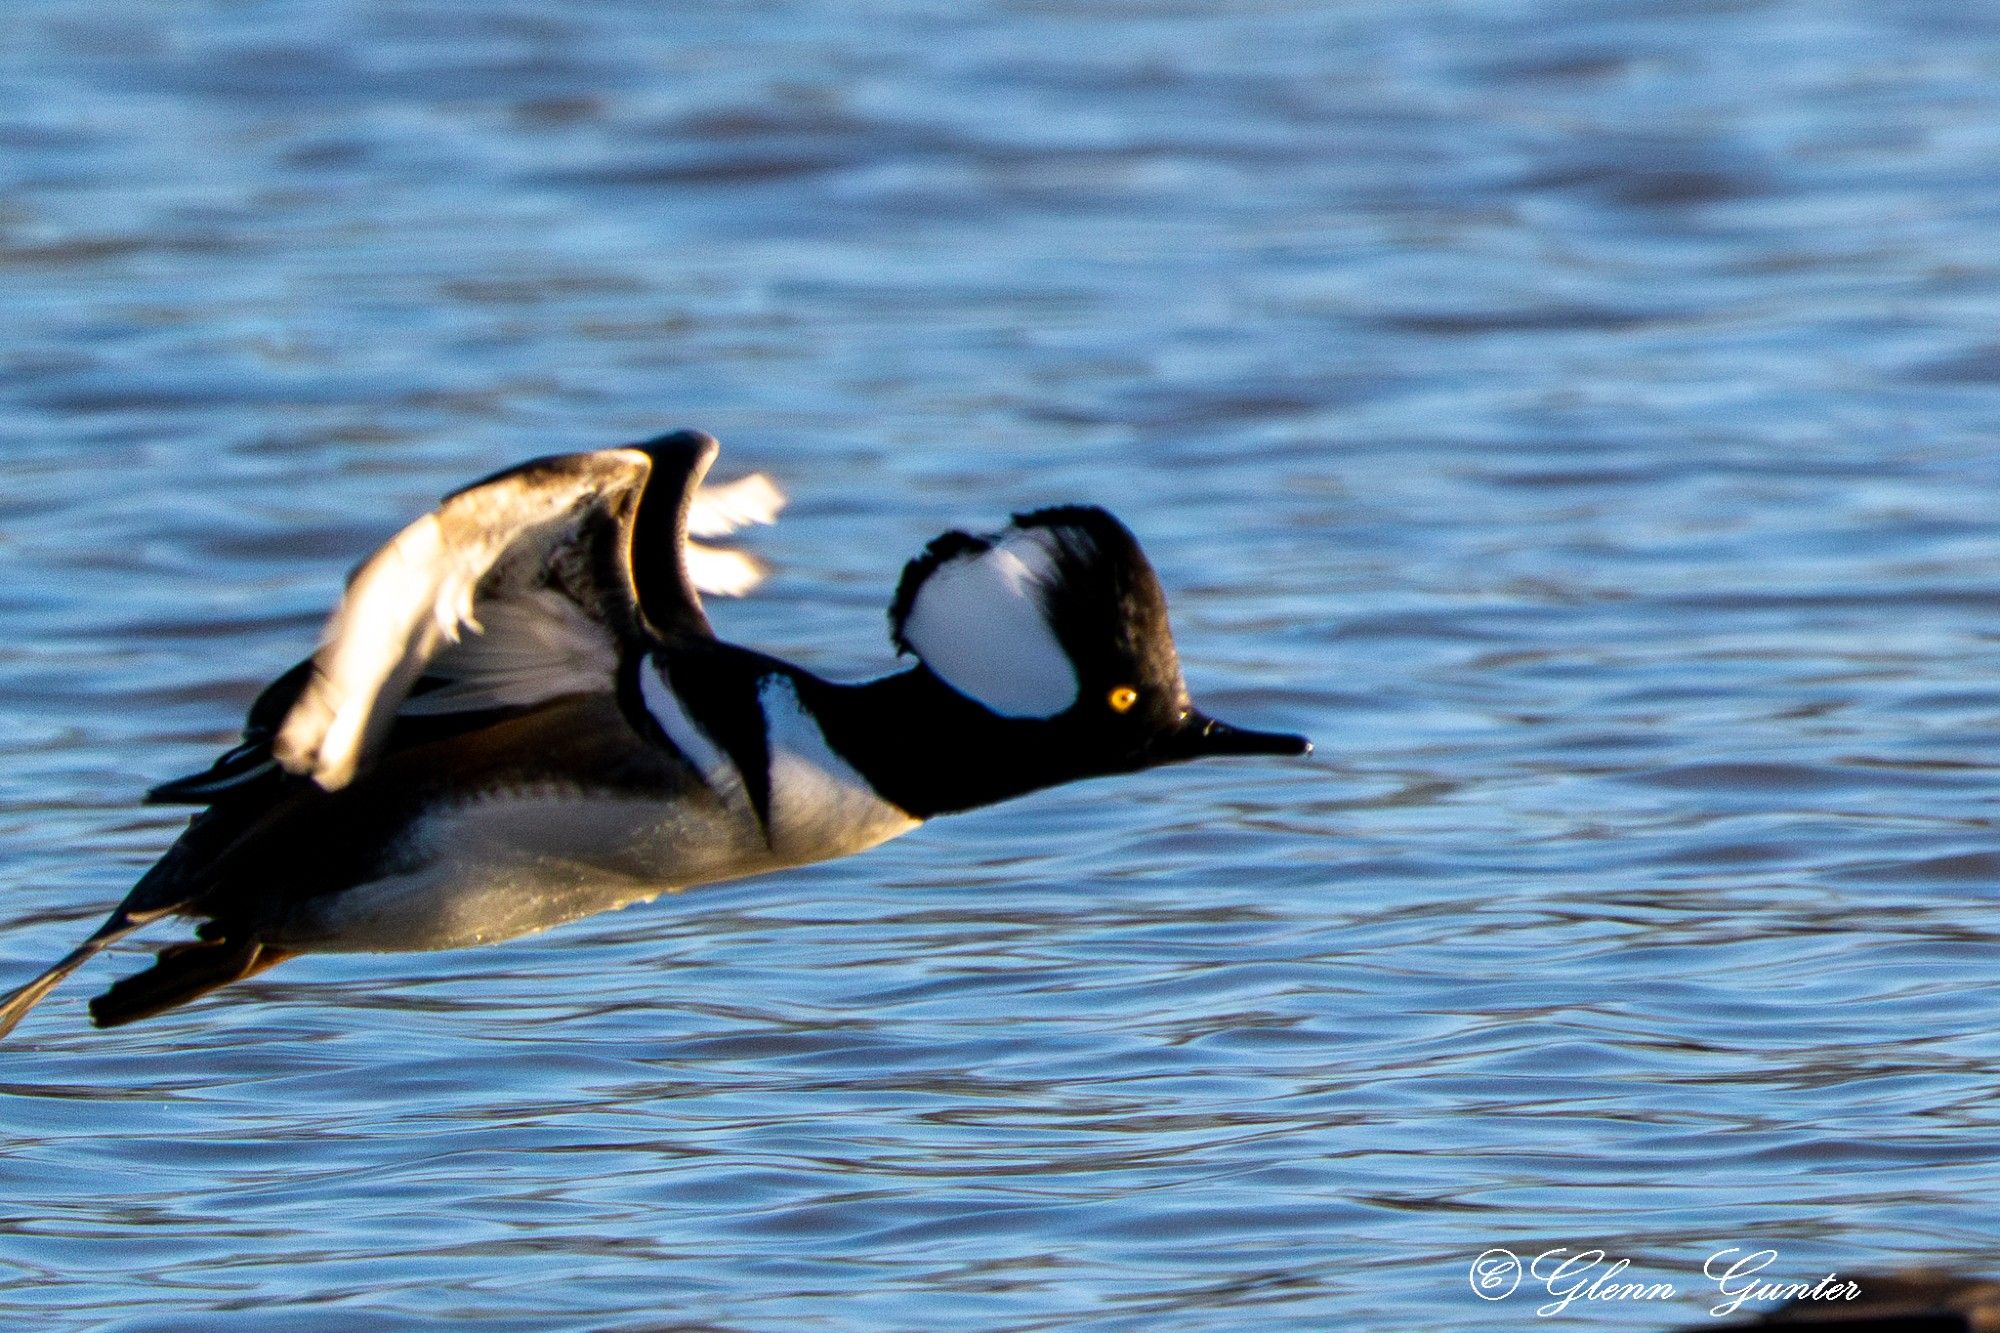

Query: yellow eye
1107,685,1139,713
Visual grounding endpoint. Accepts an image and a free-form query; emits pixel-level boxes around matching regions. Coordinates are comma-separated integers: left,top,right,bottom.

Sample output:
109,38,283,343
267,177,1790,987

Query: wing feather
397,587,620,717
688,472,785,537
272,448,657,791
683,471,784,597
254,432,783,795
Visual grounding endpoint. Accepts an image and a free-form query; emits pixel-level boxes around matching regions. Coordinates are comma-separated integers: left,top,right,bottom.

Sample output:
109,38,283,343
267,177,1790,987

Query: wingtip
688,472,786,537
685,542,770,597
634,429,721,476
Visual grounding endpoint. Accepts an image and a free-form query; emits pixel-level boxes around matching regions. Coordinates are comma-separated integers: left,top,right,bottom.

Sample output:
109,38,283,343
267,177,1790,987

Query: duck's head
886,505,1309,803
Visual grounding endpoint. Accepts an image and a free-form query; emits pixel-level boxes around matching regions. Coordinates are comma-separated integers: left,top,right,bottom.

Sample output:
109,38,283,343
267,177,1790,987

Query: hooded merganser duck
0,431,1310,1036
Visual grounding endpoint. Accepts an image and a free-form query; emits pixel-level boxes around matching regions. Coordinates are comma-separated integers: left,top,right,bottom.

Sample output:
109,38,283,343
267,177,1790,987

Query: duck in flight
0,431,1310,1036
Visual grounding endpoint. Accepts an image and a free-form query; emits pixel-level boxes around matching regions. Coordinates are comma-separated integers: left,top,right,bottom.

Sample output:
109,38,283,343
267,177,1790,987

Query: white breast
283,675,921,954
759,675,920,861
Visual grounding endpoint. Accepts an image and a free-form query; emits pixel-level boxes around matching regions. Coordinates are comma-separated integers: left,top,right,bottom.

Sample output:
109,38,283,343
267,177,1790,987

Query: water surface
5,1,2000,1327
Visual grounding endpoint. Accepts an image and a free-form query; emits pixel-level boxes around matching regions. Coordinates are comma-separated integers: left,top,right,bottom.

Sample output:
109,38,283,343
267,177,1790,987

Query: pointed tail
0,919,137,1040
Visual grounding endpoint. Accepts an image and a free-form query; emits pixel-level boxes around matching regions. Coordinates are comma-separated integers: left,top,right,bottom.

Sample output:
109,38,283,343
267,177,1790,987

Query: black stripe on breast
616,651,673,752
647,646,776,844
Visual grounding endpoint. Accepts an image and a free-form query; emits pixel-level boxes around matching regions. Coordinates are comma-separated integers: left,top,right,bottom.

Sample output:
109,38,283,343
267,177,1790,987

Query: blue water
6,1,2000,1327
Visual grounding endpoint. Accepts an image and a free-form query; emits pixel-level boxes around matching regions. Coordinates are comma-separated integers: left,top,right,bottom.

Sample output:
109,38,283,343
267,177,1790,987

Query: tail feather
0,920,140,1040
88,937,294,1030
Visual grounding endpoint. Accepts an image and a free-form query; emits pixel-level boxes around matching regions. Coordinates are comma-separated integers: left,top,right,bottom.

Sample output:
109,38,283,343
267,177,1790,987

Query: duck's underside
3,691,763,1031
5,669,930,1033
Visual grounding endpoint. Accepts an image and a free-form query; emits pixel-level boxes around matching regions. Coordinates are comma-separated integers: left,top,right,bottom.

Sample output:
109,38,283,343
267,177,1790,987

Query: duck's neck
800,666,1074,819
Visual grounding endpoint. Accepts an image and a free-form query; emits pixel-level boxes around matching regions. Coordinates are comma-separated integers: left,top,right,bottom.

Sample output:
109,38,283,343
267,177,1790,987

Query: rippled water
6,1,2000,1327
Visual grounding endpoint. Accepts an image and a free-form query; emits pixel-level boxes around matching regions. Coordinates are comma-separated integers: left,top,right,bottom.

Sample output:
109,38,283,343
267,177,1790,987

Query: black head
887,505,1310,786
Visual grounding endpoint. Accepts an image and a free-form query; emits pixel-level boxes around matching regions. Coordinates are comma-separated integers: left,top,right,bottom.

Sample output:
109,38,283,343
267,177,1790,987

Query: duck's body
0,431,1308,1035
204,661,919,957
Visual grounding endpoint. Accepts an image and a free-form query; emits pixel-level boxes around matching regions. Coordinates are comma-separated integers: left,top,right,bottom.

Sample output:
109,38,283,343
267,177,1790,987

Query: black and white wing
155,429,783,797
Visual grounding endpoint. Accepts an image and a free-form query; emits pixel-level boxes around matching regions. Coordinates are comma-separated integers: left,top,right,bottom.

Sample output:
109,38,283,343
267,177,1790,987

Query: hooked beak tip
1162,712,1313,761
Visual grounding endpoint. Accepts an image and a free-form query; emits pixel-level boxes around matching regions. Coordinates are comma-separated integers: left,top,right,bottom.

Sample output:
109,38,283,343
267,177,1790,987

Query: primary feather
272,448,783,791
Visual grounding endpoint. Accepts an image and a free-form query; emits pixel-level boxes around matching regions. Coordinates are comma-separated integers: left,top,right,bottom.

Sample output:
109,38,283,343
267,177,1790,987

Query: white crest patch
898,528,1079,718
759,675,920,859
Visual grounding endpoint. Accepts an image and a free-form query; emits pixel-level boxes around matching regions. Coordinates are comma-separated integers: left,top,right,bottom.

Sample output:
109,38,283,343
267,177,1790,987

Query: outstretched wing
156,430,783,798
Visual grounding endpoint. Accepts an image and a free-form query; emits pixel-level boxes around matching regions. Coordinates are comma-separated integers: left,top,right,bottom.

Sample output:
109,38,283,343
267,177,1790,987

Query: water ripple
5,0,2000,1326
